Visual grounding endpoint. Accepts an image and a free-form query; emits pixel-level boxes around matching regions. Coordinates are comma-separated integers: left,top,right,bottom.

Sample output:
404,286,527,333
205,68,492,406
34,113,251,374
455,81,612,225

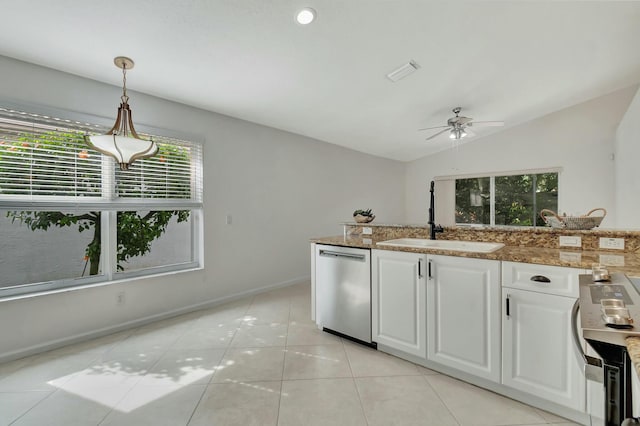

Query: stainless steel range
577,272,640,426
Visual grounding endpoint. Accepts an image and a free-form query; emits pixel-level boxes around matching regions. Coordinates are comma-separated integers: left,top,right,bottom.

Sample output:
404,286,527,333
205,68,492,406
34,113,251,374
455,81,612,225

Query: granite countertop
311,235,640,277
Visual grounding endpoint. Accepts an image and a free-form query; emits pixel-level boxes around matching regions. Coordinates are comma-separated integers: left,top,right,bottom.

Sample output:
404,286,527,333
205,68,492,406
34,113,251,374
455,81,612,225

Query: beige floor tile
135,312,201,333
286,320,342,346
230,323,288,347
0,356,34,381
189,381,281,426
283,345,351,379
344,341,420,377
77,349,164,387
137,348,226,386
426,374,547,426
212,347,285,383
107,327,182,353
0,352,99,392
356,375,459,426
37,330,136,358
11,389,114,426
100,383,206,425
0,390,52,425
169,324,237,350
417,364,441,375
533,408,576,424
0,283,581,426
278,378,367,426
288,301,312,322
244,304,291,325
194,302,250,328
548,423,581,426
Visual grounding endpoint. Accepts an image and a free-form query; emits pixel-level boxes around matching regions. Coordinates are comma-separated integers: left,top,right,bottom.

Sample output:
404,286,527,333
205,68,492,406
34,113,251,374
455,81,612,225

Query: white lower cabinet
371,249,427,358
370,252,589,419
502,262,586,412
427,255,501,382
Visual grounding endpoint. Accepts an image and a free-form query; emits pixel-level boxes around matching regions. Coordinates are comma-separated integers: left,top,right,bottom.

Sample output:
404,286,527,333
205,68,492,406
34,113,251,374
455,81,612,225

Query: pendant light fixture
85,56,158,170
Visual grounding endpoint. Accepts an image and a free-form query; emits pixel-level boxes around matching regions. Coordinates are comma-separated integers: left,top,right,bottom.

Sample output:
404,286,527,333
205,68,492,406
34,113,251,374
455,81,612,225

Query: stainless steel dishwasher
315,244,373,345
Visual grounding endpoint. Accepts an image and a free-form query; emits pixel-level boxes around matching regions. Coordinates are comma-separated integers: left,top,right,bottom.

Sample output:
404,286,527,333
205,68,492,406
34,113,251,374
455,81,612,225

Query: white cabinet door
372,249,427,358
427,255,501,382
502,288,586,411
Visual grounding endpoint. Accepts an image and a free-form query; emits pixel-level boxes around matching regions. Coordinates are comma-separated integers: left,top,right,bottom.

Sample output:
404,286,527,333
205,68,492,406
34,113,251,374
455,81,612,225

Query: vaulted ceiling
1,1,639,161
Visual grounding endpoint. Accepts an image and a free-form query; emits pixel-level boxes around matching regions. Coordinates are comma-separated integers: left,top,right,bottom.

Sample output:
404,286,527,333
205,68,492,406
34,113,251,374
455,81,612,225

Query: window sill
0,265,203,303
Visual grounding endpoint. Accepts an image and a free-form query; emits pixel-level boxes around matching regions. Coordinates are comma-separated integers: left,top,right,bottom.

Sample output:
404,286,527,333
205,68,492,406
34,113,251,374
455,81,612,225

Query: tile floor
0,282,580,426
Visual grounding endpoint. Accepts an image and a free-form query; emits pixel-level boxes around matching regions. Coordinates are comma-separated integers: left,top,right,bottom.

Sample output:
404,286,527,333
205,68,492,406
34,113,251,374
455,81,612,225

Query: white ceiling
1,1,639,161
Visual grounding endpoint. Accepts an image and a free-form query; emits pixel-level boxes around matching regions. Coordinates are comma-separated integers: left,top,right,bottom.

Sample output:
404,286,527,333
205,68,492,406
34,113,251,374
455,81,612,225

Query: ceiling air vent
386,60,420,82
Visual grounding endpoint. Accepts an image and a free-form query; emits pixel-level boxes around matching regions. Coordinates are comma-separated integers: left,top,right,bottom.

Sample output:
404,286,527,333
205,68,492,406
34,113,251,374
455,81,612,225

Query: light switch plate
599,237,625,250
362,227,373,235
559,236,581,248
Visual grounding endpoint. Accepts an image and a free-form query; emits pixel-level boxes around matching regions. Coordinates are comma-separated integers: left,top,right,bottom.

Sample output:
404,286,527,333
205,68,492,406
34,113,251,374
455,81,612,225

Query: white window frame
0,101,204,298
435,167,561,227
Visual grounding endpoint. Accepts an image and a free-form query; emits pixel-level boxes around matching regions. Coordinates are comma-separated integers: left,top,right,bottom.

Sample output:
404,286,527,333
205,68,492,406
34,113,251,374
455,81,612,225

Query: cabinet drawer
502,261,582,297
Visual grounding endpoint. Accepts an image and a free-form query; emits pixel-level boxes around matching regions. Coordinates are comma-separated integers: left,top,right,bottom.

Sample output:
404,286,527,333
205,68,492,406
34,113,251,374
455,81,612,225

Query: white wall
405,86,637,227
614,86,640,229
0,56,406,360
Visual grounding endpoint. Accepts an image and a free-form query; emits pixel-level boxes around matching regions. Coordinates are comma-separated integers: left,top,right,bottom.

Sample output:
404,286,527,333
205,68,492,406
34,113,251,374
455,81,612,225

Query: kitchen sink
376,238,504,253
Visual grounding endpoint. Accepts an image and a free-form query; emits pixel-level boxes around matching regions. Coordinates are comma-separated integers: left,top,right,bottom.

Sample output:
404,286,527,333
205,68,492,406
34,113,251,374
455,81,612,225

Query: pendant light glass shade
85,57,158,171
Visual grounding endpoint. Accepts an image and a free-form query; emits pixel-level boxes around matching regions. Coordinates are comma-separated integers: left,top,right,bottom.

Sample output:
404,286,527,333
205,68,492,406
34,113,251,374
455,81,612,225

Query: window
0,106,203,297
455,171,558,227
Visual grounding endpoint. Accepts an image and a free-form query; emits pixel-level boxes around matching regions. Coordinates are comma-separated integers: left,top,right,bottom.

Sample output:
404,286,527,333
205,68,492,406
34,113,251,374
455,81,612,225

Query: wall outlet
116,291,126,306
559,236,581,248
599,237,625,250
362,227,373,235
559,251,582,263
599,254,625,266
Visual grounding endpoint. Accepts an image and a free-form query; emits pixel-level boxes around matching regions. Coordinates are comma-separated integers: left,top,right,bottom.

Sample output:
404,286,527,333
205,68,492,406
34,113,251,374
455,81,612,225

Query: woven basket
540,208,606,230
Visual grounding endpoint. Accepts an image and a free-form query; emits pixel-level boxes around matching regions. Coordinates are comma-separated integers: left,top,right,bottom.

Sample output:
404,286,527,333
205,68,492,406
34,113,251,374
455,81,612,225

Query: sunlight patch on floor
48,362,216,413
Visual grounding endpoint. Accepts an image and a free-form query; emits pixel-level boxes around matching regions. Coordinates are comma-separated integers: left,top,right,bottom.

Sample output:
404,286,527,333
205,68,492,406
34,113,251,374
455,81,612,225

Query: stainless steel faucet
428,180,444,240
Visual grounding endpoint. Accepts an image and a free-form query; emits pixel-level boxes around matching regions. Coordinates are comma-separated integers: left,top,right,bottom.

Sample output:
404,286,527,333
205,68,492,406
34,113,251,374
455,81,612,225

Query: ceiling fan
418,107,504,141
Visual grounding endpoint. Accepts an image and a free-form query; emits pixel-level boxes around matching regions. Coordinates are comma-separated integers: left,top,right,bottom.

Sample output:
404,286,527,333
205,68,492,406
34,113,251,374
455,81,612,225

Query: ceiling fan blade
425,128,450,141
468,121,504,127
418,125,449,132
457,116,473,125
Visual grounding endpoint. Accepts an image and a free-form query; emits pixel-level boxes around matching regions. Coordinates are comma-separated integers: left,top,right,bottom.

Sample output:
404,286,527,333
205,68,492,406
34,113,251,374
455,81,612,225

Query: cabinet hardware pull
418,259,423,278
530,275,551,283
506,295,510,317
428,260,432,279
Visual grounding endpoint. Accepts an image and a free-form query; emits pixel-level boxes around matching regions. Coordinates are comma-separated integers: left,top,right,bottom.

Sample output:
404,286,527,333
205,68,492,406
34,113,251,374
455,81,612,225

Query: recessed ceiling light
296,8,316,25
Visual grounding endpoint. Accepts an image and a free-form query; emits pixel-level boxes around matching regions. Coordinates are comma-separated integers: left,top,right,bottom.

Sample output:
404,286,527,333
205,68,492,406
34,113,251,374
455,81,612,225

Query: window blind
0,107,203,205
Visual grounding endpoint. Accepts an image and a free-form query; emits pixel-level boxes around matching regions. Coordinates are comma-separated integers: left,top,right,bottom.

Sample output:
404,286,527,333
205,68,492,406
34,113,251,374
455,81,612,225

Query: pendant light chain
121,63,129,104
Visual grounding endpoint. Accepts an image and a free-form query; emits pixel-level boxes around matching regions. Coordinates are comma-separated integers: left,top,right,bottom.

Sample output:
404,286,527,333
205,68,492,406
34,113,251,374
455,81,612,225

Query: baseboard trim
0,275,310,363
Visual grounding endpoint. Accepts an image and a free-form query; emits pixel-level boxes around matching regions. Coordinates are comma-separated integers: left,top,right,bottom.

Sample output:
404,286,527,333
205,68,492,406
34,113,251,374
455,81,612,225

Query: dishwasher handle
319,249,366,261
571,298,603,383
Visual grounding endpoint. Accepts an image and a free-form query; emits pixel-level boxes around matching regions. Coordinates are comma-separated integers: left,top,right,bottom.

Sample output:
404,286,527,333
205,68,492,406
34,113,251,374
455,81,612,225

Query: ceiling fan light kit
419,107,504,142
450,127,467,140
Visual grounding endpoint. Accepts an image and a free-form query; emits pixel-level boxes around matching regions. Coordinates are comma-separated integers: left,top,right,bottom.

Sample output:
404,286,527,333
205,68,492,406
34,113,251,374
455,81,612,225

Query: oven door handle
571,298,604,383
